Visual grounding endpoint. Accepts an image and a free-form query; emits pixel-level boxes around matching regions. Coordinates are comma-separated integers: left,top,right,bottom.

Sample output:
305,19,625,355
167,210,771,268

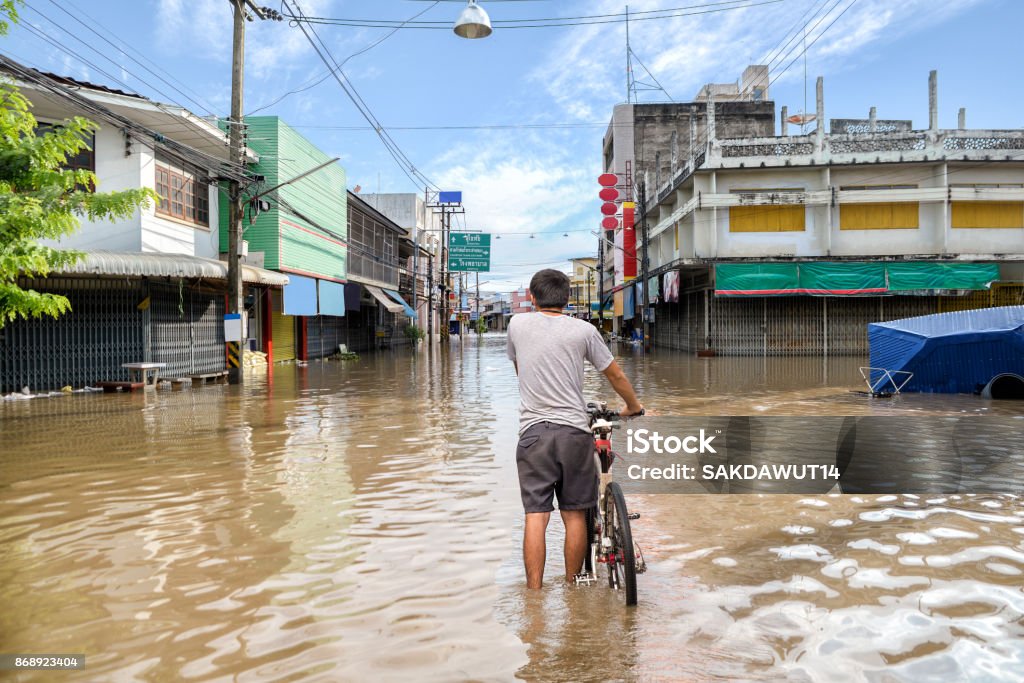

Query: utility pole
227,0,246,385
227,1,282,384
639,178,650,352
441,207,450,340
475,272,480,334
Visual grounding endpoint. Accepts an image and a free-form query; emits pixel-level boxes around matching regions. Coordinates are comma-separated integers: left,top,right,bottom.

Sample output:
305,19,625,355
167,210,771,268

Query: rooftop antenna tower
626,5,674,103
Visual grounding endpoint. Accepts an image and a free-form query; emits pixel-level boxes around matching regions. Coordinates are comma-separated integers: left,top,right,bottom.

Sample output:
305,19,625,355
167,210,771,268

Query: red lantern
600,202,618,216
598,173,618,187
599,187,619,201
601,216,618,229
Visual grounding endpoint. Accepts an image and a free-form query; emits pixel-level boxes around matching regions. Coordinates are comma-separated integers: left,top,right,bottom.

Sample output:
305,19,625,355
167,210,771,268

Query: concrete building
344,192,417,351
0,62,287,392
635,71,1024,356
600,66,775,332
481,293,511,331
510,288,533,316
569,257,599,318
360,192,443,336
223,116,349,362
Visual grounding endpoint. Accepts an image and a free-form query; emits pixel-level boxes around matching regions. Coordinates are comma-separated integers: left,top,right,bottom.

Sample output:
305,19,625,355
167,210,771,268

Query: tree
0,85,158,326
0,0,158,326
0,2,158,326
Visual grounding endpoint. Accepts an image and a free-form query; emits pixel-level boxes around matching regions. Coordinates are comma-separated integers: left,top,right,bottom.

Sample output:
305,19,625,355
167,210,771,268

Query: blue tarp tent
868,306,1024,394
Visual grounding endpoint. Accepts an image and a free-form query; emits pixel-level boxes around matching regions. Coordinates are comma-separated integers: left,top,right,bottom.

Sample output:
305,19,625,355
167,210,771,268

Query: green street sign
448,232,491,272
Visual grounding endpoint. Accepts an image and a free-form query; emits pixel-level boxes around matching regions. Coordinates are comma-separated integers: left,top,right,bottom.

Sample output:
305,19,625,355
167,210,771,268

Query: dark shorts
516,422,598,514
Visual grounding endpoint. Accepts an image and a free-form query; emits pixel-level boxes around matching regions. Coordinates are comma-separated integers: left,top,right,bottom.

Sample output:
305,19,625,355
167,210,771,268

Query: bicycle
574,401,646,606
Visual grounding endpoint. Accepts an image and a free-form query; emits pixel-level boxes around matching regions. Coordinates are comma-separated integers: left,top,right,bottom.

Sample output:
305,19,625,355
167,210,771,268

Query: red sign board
622,201,637,280
598,173,618,187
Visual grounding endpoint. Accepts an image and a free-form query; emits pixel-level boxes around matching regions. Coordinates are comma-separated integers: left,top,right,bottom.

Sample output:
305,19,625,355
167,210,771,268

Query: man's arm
601,360,643,416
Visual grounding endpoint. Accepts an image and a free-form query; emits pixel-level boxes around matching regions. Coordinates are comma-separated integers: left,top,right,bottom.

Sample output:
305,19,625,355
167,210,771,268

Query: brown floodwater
1,336,1022,681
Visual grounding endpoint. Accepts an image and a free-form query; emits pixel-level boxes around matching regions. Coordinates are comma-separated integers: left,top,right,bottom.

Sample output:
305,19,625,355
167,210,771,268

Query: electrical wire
285,0,790,29
247,0,441,116
282,0,440,194
1,55,252,184
38,0,220,117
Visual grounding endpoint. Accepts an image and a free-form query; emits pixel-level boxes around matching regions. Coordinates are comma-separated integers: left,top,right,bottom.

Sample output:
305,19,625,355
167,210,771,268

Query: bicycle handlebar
586,402,644,423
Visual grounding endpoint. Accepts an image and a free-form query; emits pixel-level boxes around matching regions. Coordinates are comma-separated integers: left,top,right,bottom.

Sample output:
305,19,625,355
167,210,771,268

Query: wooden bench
122,362,167,391
190,371,229,385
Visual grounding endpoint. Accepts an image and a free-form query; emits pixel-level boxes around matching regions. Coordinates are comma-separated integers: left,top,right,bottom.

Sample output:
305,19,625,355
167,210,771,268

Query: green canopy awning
715,261,1000,297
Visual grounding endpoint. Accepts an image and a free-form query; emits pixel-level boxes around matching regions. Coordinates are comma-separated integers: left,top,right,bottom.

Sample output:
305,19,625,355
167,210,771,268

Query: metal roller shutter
271,290,296,362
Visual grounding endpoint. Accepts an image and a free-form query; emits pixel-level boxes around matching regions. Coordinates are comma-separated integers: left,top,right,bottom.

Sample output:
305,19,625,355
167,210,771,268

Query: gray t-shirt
507,312,615,436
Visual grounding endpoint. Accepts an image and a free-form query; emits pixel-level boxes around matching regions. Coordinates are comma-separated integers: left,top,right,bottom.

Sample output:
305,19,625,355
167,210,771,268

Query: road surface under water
1,335,1022,681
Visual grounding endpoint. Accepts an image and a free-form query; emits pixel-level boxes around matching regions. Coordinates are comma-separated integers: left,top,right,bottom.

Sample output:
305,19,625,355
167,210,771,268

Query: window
728,188,806,233
35,122,95,189
839,185,919,230
950,184,1024,229
154,155,210,227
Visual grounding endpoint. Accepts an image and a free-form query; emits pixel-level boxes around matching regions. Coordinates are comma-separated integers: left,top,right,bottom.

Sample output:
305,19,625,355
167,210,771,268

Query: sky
3,0,1023,292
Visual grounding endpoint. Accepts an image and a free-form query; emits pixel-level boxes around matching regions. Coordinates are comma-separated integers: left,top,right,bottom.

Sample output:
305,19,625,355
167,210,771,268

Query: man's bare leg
561,509,588,582
523,512,550,589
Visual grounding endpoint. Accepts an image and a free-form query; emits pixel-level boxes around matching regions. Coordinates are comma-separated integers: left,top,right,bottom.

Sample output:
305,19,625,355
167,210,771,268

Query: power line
247,0,441,116
768,0,857,88
37,0,220,117
0,55,252,184
759,0,829,67
282,0,440,194
285,0,790,29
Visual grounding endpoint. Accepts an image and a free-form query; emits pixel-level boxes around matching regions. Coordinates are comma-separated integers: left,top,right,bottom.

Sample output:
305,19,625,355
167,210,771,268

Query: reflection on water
1,336,1022,681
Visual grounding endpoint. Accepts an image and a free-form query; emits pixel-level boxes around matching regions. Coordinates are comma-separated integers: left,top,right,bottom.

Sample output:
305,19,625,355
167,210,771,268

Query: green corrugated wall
219,117,346,280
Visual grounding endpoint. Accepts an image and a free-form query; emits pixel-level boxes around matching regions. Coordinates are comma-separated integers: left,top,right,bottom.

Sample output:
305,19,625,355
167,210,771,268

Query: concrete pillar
781,106,788,136
706,95,716,142
929,70,938,130
689,106,697,164
869,106,877,132
958,107,966,130
670,130,678,173
815,76,825,150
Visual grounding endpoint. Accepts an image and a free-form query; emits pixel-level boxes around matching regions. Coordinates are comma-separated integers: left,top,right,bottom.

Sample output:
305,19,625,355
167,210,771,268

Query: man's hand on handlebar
620,404,645,418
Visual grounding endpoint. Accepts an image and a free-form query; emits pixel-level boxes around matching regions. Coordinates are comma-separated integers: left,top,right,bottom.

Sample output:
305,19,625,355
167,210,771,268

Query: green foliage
0,82,158,326
474,319,487,335
404,323,426,341
0,1,21,36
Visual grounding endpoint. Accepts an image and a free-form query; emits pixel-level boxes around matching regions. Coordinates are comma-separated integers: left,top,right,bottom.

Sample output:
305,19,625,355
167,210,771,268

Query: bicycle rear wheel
605,481,637,606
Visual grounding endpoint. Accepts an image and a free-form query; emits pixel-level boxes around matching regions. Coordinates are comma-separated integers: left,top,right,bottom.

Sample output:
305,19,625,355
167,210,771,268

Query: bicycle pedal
628,512,641,520
573,572,597,586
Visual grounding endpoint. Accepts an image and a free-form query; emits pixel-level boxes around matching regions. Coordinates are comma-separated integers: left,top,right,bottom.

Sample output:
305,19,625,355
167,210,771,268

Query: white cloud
529,0,988,117
155,0,229,62
429,129,602,281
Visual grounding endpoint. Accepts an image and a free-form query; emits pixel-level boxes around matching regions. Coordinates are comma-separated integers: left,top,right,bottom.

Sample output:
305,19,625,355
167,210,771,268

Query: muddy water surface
1,336,1022,681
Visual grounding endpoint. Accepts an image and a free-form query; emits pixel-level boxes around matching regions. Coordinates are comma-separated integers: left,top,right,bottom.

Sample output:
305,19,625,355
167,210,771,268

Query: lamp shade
453,0,492,39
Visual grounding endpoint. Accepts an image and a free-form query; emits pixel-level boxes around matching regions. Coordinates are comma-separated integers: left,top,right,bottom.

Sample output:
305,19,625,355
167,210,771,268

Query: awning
284,273,318,316
715,261,1001,296
53,250,289,286
318,280,345,317
384,289,416,318
365,285,403,314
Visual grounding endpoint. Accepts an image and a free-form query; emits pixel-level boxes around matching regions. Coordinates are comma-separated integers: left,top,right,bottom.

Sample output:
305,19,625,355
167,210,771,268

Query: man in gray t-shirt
507,269,643,590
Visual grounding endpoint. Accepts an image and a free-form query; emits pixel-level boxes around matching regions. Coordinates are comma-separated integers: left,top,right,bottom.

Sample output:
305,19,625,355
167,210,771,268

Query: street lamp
453,0,492,39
